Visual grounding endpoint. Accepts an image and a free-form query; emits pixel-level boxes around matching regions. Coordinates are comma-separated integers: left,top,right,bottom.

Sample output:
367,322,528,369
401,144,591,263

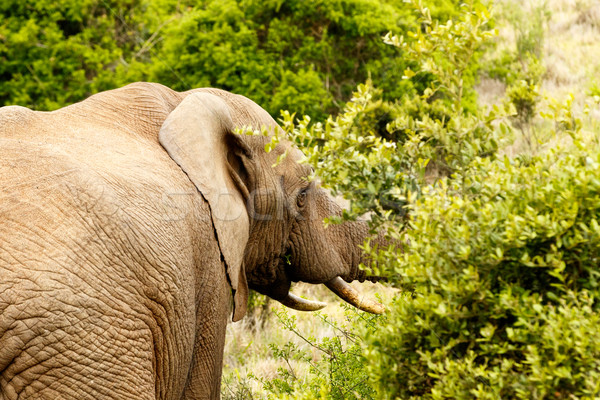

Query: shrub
365,135,600,398
277,0,505,227
0,0,149,109
0,0,425,118
149,0,415,120
249,307,381,400
267,1,600,398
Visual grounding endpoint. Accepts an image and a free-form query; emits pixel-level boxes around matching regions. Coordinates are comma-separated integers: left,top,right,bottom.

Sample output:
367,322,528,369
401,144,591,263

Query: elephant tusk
325,277,386,314
278,292,327,312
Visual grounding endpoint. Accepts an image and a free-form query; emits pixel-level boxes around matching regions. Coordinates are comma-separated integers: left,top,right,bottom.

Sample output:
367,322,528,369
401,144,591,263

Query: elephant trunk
314,221,393,314
271,193,399,315
327,217,396,283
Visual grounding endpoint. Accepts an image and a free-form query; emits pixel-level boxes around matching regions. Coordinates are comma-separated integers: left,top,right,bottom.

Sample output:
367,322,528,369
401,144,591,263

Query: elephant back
0,105,37,138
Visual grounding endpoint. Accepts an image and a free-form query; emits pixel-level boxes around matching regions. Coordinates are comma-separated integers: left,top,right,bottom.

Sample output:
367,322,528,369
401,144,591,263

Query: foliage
365,132,600,398
1,0,486,119
148,0,414,120
265,1,600,398
505,71,541,127
0,0,153,110
222,373,255,400
277,0,506,232
0,0,415,119
383,1,494,112
588,81,600,99
244,307,381,400
511,1,549,59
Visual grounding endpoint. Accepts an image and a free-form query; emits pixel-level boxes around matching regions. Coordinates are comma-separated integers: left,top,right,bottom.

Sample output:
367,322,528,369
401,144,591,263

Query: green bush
244,307,381,400
506,76,540,127
1,0,432,119
149,0,414,120
275,92,600,398
278,0,504,226
0,0,150,109
365,137,600,398
266,1,600,398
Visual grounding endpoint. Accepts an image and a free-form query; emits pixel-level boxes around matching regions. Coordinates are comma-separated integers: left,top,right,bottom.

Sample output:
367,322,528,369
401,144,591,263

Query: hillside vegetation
2,0,600,398
1,0,460,118
224,1,600,398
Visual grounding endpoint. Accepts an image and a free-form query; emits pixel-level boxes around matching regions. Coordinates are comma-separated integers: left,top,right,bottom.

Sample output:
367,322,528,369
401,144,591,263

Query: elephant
0,82,390,399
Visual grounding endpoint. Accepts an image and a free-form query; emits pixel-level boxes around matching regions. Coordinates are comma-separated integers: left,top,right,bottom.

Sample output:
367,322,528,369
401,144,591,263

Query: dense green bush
365,137,600,398
148,0,413,120
1,0,476,119
0,0,400,117
0,0,150,109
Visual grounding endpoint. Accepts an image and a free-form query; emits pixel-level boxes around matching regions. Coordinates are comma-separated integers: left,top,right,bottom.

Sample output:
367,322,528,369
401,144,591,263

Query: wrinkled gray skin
0,83,386,399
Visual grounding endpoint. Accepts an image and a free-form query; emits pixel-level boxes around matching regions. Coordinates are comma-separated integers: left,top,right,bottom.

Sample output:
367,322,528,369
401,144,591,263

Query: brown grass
222,281,397,397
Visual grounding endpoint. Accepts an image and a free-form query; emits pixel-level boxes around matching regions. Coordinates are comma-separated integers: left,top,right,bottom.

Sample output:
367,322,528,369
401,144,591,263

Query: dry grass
491,0,600,101
543,7,600,95
222,281,397,398
544,0,600,130
475,76,507,109
484,0,600,156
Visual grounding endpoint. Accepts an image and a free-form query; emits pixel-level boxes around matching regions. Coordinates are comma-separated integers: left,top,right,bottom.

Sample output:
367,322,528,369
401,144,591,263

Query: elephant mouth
275,251,386,314
278,276,385,314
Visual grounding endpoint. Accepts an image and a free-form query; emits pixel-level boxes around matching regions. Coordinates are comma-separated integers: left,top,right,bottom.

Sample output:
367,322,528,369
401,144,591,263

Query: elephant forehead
287,147,306,162
272,147,312,178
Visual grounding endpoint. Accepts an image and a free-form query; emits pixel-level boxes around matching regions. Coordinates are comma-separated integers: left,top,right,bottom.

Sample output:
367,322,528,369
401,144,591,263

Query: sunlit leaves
384,0,497,111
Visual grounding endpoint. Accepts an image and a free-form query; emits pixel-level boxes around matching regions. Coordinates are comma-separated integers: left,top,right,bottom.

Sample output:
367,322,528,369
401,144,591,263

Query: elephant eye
296,188,308,208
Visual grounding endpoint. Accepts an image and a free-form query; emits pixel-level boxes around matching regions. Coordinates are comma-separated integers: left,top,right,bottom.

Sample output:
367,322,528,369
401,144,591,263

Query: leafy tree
149,0,413,120
278,0,502,225
0,0,473,118
0,0,151,109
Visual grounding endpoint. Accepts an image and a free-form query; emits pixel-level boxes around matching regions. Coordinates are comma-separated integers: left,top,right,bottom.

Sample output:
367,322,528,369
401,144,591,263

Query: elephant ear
159,92,251,322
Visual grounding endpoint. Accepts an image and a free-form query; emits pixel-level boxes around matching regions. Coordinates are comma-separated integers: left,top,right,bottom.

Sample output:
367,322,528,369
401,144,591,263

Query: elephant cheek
252,276,291,301
289,246,347,284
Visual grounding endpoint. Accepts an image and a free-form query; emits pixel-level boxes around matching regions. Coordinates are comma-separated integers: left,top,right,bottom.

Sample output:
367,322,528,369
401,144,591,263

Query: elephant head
159,91,388,321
